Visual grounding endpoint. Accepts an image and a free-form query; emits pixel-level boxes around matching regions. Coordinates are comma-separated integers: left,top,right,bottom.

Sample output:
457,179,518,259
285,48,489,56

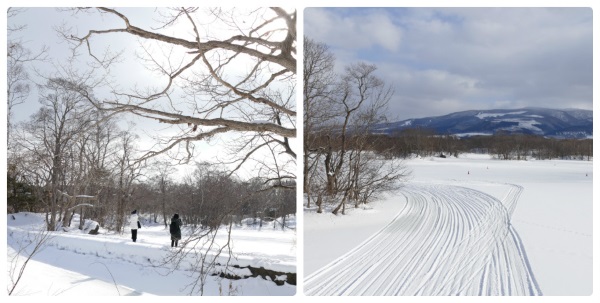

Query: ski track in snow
304,182,542,296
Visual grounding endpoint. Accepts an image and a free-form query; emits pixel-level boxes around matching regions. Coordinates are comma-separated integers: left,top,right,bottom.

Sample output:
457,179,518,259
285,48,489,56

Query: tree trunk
316,194,323,214
78,206,85,230
331,191,349,215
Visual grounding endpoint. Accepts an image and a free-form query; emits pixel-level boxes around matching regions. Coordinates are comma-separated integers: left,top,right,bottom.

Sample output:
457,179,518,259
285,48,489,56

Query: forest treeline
309,126,593,162
7,77,295,233
8,153,295,233
358,128,593,161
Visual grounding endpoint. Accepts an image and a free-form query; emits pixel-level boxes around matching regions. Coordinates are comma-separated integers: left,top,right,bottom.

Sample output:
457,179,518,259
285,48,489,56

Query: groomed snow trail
304,183,542,296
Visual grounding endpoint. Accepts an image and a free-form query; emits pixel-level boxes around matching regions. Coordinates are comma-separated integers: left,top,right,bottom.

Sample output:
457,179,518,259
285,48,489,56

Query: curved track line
304,183,541,296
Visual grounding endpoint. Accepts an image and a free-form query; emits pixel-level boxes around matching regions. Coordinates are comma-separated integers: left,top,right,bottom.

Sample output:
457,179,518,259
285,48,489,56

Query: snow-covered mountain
373,108,593,138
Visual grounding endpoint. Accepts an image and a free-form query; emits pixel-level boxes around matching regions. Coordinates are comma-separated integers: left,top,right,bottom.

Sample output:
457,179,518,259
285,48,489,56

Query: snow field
304,154,593,296
7,213,296,296
305,183,540,295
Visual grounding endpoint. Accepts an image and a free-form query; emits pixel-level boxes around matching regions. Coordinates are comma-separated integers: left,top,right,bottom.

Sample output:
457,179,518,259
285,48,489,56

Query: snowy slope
372,108,593,138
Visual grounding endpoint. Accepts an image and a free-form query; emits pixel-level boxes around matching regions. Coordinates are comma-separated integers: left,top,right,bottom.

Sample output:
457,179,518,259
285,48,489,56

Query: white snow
4,154,597,299
6,214,296,296
304,154,593,296
493,118,544,134
475,111,526,119
454,132,493,137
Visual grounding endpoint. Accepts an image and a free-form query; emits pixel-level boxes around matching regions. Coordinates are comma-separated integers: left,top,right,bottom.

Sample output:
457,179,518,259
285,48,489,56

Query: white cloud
305,7,592,120
305,8,402,53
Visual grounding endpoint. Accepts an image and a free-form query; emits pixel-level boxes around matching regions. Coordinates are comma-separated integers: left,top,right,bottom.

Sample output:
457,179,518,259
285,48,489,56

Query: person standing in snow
170,213,182,247
130,209,140,242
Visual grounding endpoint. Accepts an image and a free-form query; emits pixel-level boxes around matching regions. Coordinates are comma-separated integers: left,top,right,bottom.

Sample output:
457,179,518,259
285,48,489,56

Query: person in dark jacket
169,213,182,247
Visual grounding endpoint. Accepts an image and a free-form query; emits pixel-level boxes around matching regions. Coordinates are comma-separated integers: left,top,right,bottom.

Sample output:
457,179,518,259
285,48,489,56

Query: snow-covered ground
6,213,296,296
305,154,593,296
4,153,596,299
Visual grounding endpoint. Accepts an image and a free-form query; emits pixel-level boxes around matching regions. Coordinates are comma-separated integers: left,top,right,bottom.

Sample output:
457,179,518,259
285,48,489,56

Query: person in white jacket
130,209,140,242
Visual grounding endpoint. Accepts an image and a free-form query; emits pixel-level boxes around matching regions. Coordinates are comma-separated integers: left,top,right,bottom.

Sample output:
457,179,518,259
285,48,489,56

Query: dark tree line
363,128,593,161
133,164,296,231
8,159,296,232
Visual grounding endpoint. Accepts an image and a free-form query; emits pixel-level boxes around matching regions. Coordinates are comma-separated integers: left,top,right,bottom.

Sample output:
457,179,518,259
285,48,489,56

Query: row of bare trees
367,128,593,161
8,76,296,232
8,77,142,232
484,133,592,161
303,38,409,215
135,162,296,230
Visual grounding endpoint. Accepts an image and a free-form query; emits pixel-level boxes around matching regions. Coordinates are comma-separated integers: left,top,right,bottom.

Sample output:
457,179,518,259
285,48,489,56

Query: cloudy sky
304,7,593,121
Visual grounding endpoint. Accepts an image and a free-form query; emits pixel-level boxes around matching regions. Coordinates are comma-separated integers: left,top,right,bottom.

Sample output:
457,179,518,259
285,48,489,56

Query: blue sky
304,7,593,121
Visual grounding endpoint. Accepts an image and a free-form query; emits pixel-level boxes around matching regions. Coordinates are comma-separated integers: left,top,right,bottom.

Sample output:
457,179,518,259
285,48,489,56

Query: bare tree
79,111,119,227
61,7,296,186
303,38,337,207
111,129,145,233
14,78,96,231
7,224,54,295
324,63,393,195
304,38,409,215
7,8,48,149
149,161,177,228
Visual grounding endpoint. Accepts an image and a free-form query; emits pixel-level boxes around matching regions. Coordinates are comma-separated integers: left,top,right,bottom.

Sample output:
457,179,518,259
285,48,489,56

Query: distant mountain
372,108,593,139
